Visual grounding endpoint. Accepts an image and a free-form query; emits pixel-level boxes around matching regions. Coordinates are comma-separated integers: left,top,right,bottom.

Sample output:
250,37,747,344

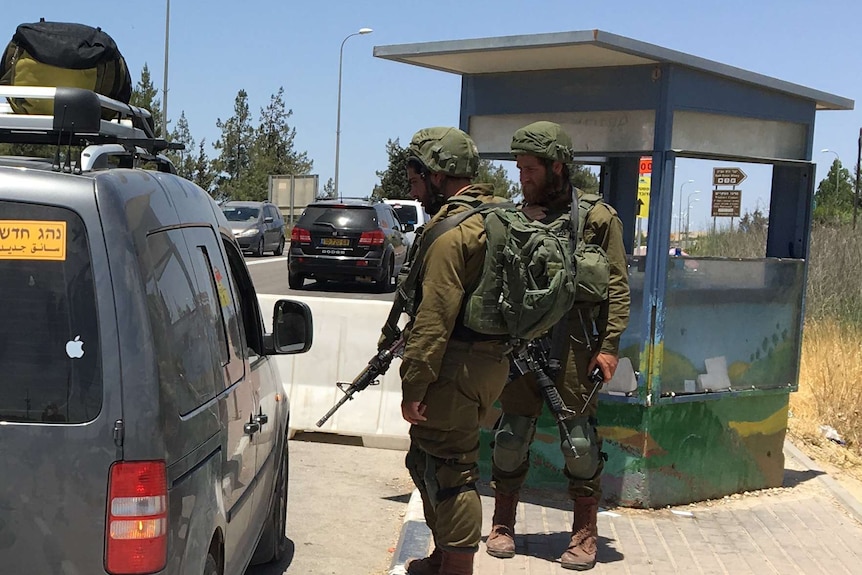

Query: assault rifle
508,325,604,459
316,332,406,427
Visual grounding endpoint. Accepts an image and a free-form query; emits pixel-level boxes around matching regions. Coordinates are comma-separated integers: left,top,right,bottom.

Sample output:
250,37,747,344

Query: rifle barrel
316,392,354,427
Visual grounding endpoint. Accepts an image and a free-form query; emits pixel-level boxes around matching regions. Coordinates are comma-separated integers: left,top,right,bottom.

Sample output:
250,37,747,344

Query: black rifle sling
382,197,505,336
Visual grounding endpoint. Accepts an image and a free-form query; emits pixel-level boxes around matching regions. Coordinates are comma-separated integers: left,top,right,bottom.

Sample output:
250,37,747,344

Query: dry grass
791,319,862,473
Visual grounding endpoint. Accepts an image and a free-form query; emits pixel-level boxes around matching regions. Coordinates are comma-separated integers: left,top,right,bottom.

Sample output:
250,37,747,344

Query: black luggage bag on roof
0,20,132,115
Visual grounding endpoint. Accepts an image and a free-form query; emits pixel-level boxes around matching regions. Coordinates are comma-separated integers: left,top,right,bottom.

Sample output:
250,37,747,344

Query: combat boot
405,547,442,575
559,496,598,570
439,549,474,575
486,490,519,558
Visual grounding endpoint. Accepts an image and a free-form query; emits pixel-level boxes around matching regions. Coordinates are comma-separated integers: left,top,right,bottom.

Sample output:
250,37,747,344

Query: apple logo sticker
65,335,85,359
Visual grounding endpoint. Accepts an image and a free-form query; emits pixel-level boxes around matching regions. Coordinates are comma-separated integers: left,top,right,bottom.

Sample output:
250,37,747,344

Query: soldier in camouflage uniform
396,127,511,575
486,122,631,571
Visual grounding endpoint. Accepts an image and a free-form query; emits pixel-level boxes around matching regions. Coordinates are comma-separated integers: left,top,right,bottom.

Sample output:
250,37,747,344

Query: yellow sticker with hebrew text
0,220,67,261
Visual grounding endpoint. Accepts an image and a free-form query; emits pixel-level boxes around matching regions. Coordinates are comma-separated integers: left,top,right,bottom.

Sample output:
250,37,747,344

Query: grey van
0,88,312,574
222,200,286,257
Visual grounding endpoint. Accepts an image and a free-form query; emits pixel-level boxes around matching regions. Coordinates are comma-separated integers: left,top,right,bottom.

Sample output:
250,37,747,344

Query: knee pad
561,416,600,480
493,414,537,473
423,454,478,507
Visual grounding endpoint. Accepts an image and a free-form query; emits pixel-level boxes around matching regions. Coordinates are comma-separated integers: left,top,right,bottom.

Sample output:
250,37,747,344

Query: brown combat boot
439,549,474,575
405,547,442,575
485,491,519,558
559,496,599,570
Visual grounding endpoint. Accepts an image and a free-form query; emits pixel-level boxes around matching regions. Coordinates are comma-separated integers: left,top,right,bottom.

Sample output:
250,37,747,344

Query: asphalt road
244,254,396,302
245,434,413,575
243,253,409,575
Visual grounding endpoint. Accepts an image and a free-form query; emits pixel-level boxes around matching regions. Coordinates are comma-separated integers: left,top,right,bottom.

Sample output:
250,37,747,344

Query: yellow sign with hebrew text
0,220,67,261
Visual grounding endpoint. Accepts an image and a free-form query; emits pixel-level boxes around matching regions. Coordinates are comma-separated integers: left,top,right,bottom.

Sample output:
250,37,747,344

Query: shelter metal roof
374,30,853,112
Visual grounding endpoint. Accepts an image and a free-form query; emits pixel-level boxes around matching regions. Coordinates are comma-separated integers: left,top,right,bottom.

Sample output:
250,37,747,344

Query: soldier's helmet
510,121,573,164
407,127,480,179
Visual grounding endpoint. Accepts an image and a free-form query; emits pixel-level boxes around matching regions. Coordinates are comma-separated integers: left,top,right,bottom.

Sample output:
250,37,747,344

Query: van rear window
0,201,101,423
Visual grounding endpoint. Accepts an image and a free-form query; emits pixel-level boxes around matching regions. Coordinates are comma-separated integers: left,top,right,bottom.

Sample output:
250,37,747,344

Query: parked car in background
288,199,409,291
383,198,429,250
222,200,286,256
0,87,313,575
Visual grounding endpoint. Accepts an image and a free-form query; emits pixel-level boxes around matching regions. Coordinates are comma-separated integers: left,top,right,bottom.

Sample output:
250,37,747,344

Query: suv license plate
321,238,350,247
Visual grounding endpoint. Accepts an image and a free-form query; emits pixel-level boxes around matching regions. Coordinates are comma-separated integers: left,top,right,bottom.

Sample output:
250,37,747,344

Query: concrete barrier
258,294,410,450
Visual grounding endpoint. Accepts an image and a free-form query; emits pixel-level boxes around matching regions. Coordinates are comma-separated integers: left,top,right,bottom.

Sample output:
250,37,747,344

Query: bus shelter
375,30,854,508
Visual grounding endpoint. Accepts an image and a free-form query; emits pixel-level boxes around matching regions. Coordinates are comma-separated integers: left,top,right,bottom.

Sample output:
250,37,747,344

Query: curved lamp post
685,192,701,249
334,28,373,201
821,148,840,197
677,179,694,244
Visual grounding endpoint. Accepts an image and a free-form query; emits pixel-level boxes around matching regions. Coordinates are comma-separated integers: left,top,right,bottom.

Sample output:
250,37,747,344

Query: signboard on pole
637,156,651,218
712,167,747,187
711,190,742,217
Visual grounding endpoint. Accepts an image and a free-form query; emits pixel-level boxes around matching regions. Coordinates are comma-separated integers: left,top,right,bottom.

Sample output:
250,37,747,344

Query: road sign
637,176,650,218
638,157,652,176
712,167,747,187
637,156,651,218
711,190,741,217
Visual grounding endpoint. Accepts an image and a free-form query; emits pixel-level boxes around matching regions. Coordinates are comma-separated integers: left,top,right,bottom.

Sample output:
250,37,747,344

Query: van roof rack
0,86,183,155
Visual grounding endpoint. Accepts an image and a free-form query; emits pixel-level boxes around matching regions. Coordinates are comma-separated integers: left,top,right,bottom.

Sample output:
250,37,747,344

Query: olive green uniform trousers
406,339,509,552
491,321,604,500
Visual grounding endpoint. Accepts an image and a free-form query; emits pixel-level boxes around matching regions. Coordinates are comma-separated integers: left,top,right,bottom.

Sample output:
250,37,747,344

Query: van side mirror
271,300,313,354
401,222,415,233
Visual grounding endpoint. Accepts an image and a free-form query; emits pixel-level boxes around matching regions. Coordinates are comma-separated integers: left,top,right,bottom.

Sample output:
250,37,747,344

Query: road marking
245,256,287,266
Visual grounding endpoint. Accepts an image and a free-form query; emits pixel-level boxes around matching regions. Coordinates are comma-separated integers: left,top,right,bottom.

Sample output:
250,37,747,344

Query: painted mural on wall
478,257,803,508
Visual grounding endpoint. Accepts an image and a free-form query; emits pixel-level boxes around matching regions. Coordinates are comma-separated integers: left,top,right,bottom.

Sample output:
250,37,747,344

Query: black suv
288,200,410,291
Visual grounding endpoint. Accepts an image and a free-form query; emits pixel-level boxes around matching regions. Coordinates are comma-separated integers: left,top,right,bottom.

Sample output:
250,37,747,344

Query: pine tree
814,159,854,224
166,111,196,180
319,178,337,200
212,89,255,200
372,139,409,200
244,87,313,200
129,63,163,136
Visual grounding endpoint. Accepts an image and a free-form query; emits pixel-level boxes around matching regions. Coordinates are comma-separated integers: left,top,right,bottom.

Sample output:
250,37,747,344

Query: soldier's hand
590,352,619,383
401,401,427,425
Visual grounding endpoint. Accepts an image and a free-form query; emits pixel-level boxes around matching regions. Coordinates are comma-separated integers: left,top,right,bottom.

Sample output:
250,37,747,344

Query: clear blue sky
5,0,860,231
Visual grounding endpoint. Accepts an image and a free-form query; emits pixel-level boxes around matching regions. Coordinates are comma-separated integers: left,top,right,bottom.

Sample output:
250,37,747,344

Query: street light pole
821,148,840,199
685,192,700,250
334,28,373,201
677,179,694,245
162,0,170,136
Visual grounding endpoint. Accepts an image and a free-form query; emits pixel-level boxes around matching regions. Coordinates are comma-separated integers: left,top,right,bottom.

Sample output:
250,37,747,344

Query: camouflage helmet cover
407,127,480,178
510,121,573,164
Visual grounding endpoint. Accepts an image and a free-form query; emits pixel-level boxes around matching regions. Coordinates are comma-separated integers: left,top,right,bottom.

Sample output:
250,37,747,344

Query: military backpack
454,197,577,341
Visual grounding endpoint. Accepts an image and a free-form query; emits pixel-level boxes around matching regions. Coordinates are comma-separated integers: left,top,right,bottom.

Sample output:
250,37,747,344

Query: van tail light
106,461,168,574
290,226,311,244
359,230,385,246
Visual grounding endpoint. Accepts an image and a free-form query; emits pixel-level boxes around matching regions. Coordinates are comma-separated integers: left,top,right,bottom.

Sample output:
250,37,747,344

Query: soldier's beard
525,167,568,206
424,179,446,215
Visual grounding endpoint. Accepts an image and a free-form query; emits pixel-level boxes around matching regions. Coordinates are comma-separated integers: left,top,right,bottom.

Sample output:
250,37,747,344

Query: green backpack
573,193,610,304
457,198,577,341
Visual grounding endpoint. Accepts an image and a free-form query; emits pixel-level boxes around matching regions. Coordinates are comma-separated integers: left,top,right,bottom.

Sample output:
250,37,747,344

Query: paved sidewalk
390,441,862,574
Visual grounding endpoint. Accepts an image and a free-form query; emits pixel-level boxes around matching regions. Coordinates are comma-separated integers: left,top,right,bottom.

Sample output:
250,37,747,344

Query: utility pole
855,127,861,230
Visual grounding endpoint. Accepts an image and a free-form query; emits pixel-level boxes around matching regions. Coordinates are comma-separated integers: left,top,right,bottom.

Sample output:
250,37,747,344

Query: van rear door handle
244,414,260,436
255,409,268,426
